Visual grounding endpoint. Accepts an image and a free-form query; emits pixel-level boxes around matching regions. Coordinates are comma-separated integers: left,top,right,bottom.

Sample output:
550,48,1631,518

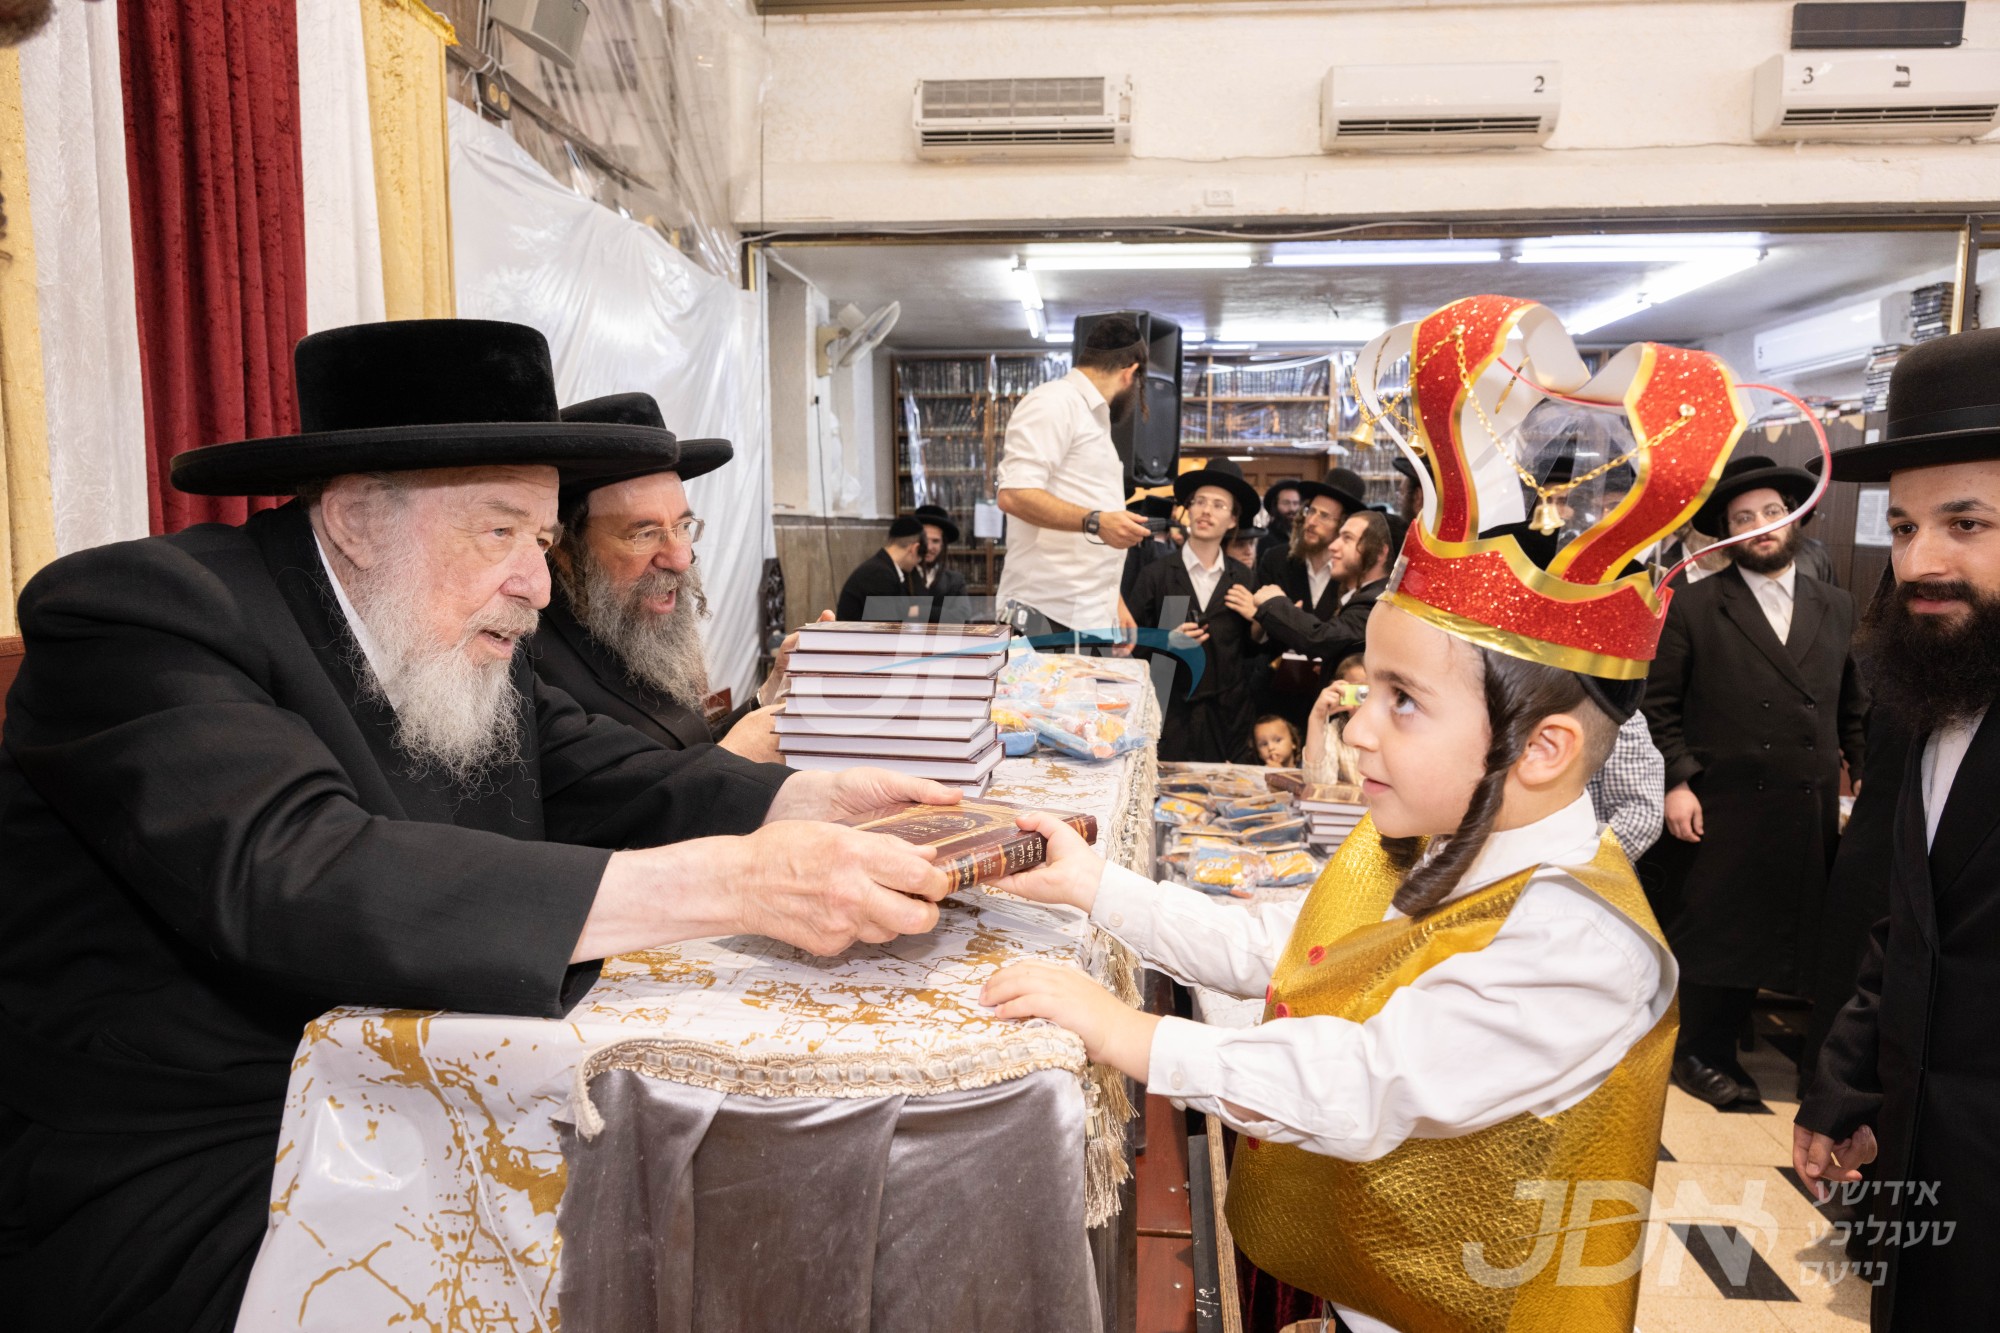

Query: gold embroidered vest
1225,817,1677,1333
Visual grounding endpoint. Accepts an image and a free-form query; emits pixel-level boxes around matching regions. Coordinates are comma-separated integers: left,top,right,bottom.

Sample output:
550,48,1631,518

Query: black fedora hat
1174,458,1261,526
1815,328,2000,482
1691,454,1817,538
555,392,731,519
1262,477,1306,518
171,320,681,496
1297,466,1369,517
911,503,960,544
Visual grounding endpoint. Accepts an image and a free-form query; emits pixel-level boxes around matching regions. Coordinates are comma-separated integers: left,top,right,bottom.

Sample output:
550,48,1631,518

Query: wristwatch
1082,510,1102,537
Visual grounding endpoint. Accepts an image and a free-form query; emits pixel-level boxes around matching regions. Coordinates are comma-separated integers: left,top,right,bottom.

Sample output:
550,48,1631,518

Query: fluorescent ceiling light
1516,232,1765,265
1213,318,1383,345
1565,251,1765,336
1045,329,1074,345
1022,243,1253,272
1011,263,1043,311
1269,247,1504,267
1024,304,1047,340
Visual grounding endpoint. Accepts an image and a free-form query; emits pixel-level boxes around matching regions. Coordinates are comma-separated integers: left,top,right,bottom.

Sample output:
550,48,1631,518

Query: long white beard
569,553,712,714
343,539,535,786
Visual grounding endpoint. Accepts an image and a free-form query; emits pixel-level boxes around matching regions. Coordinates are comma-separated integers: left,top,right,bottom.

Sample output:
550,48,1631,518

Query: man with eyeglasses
1638,454,1869,1109
535,393,787,761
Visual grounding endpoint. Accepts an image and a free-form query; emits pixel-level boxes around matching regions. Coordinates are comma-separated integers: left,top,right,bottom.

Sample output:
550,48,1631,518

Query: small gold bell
1531,496,1565,535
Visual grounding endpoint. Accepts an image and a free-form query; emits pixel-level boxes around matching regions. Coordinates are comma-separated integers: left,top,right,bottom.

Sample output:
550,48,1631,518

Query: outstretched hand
981,961,1158,1081
989,812,1107,911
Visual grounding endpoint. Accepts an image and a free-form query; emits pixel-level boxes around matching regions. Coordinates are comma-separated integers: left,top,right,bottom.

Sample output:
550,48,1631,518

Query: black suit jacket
1255,576,1384,666
1639,564,1868,989
0,503,790,1331
1801,709,2000,1328
837,548,920,622
907,561,971,624
530,581,717,750
1127,550,1261,762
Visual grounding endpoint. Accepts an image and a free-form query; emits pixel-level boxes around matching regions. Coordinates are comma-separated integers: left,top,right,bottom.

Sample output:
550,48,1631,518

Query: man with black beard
533,393,783,761
1795,327,2000,1330
1640,453,1868,1108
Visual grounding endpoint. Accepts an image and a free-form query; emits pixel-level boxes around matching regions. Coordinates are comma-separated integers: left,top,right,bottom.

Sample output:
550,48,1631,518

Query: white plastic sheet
19,1,149,554
295,0,387,332
448,101,772,702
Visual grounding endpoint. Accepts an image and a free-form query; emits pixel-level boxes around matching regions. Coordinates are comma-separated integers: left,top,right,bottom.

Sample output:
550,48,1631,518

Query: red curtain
119,0,308,533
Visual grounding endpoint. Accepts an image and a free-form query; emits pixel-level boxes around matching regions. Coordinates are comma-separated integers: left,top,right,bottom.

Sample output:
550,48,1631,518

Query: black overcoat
1127,550,1261,763
1639,564,1868,990
530,580,719,750
1800,708,2000,1329
0,502,790,1331
1250,546,1349,728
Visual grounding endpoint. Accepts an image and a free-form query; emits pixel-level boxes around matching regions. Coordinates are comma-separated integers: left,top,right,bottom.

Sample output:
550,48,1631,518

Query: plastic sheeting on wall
448,100,773,703
296,0,387,333
19,0,148,556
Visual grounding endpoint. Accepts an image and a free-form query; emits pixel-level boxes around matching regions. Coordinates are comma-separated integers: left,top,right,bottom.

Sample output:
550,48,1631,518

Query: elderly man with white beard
533,393,785,762
0,321,958,1333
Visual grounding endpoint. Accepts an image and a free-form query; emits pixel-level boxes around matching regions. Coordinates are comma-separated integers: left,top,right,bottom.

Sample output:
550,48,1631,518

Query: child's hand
990,812,1107,912
981,961,1160,1082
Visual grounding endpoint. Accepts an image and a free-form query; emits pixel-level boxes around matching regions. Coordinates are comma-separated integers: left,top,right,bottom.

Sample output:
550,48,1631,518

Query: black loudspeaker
1072,310,1182,491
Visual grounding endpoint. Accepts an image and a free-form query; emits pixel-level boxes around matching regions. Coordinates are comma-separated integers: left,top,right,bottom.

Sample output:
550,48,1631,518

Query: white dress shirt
1923,708,1987,848
313,532,398,709
1305,550,1335,608
1182,542,1224,611
1092,796,1674,1333
1739,563,1797,643
993,369,1128,631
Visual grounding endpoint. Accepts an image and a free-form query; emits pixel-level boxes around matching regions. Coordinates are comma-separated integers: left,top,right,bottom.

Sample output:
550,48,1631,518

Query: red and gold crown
1357,295,1747,679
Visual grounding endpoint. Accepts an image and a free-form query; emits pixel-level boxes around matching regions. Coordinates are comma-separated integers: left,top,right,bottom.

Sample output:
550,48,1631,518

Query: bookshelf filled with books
893,351,1071,595
1178,351,1406,509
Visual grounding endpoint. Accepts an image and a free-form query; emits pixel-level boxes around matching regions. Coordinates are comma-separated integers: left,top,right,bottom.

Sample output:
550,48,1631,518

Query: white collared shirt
1095,794,1672,1333
313,532,399,709
1923,708,1987,848
1739,562,1797,643
993,369,1127,631
1182,542,1224,611
1305,550,1336,608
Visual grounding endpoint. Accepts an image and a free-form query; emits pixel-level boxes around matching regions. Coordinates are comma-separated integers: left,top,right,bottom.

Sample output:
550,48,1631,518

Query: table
235,655,1159,1332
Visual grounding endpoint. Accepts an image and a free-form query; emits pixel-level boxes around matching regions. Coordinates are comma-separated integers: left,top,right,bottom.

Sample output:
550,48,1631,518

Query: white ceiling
771,229,1959,352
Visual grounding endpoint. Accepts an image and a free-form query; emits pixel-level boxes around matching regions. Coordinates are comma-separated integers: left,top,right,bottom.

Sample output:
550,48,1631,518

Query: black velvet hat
911,503,960,544
1173,458,1261,526
1690,454,1817,538
1815,327,2000,482
170,320,682,496
555,392,732,519
1295,466,1370,517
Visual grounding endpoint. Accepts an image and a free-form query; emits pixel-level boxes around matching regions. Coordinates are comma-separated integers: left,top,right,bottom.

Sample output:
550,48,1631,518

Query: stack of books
774,621,1011,795
1862,344,1907,413
1908,281,1957,344
1296,782,1368,851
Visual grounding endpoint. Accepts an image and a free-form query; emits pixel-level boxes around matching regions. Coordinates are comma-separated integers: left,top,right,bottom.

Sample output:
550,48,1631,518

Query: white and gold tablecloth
235,655,1158,1332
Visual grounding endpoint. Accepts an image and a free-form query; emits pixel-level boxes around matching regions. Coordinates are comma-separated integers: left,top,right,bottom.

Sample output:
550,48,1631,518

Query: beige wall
743,0,2000,230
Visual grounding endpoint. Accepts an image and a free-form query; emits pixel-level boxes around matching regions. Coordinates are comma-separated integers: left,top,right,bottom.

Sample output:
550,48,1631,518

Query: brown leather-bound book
842,798,1099,893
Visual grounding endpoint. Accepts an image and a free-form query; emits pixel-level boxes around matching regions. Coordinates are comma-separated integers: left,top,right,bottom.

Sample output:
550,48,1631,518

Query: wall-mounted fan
816,302,900,376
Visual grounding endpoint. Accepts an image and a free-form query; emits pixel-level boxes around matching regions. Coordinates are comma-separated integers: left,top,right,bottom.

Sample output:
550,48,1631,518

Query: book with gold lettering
841,798,1099,893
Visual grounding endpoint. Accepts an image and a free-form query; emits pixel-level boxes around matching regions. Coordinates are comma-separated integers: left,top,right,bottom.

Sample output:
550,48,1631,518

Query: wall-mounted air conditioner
1321,62,1559,152
913,77,1132,160
1752,50,2000,141
1753,299,1884,376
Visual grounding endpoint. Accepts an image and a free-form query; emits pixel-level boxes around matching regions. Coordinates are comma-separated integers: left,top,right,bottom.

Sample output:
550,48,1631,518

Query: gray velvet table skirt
556,1066,1104,1332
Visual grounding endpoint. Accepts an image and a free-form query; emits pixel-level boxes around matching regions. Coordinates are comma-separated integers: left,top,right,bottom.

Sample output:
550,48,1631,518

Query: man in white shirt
1640,455,1868,1108
995,315,1153,650
1795,325,2000,1331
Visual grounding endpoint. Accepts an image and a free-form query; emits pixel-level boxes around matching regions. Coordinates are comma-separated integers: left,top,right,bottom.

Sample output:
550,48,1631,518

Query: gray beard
341,540,532,788
569,554,713,715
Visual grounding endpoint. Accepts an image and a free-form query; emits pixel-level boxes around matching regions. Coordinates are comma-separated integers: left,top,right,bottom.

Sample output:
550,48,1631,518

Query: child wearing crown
981,297,1763,1333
